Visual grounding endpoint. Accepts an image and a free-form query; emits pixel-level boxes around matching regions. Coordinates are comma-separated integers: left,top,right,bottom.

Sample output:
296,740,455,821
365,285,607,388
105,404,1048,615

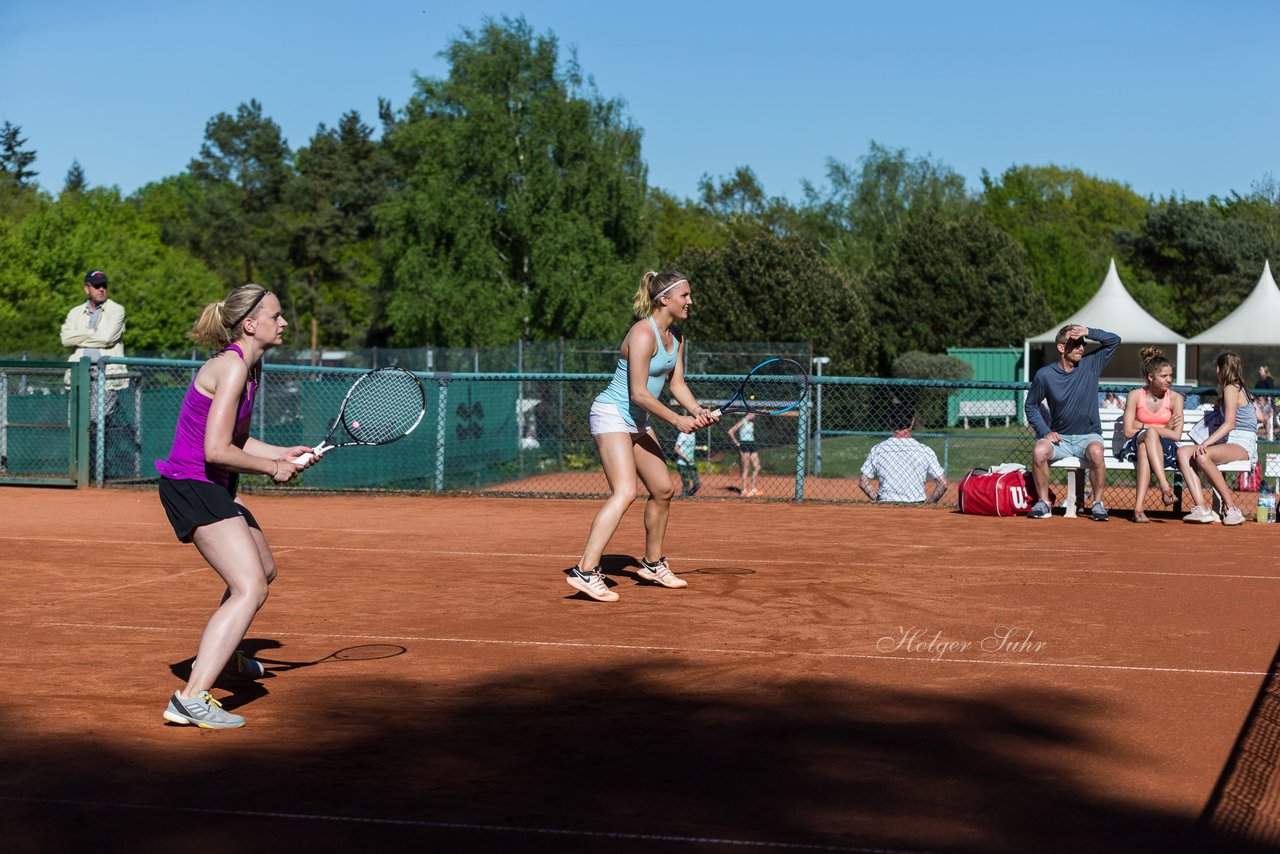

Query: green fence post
95,361,106,487
794,389,810,501
74,357,90,487
434,374,450,492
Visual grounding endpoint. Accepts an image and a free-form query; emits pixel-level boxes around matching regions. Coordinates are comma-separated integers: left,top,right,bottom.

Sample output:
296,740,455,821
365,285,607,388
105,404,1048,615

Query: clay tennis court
2,486,1277,853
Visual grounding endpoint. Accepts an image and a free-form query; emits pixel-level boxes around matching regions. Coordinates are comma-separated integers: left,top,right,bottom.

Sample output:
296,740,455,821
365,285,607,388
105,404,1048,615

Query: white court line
0,796,918,853
42,623,1269,678
4,535,1277,580
0,569,207,618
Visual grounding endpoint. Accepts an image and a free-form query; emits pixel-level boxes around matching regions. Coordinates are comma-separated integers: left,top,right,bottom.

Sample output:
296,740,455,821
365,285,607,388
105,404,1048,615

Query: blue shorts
1117,431,1179,468
1049,433,1105,461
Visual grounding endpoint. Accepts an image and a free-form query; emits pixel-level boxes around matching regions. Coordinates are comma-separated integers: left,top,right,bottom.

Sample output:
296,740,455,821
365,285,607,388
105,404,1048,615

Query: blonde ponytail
632,270,687,318
187,284,270,348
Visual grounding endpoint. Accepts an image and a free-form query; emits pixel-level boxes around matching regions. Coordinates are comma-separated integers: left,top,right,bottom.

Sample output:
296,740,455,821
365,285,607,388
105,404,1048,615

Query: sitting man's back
858,403,947,504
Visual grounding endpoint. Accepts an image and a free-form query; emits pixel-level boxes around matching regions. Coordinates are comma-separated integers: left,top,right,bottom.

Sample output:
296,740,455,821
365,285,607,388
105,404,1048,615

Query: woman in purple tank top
156,284,314,729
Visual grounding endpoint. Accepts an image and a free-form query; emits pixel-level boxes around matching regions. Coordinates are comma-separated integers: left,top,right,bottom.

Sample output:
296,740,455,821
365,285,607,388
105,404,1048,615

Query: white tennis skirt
589,400,646,436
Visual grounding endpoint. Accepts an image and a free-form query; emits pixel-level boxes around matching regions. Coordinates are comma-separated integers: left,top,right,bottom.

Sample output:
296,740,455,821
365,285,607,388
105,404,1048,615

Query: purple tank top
155,344,258,486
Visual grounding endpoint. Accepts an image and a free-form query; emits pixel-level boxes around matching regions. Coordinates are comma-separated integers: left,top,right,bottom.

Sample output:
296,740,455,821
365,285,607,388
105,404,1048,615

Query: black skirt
159,476,261,543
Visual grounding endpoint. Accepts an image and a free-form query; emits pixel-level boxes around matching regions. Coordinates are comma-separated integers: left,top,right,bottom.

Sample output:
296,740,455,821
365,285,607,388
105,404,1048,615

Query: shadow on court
0,660,1207,853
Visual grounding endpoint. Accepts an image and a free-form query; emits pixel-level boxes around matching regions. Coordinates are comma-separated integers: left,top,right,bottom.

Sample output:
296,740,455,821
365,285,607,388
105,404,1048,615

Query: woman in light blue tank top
1177,350,1258,526
155,285,315,729
565,271,720,602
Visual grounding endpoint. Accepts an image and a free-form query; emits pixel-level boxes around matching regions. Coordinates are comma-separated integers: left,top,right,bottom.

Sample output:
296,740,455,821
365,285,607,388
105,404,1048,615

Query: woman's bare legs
1134,447,1151,520
578,432,641,571
633,430,676,562
1178,443,1249,512
183,517,271,697
1142,429,1173,499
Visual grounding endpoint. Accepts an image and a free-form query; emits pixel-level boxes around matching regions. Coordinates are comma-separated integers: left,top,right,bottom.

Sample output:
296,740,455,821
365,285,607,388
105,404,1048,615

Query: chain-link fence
4,340,813,376
5,356,1275,514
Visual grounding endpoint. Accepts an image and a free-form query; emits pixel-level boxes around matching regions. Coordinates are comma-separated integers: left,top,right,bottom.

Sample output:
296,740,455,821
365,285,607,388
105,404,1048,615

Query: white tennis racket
292,367,427,465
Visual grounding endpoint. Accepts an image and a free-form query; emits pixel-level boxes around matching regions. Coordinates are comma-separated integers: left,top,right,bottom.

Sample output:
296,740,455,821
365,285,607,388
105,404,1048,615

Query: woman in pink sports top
155,284,314,729
1119,347,1184,522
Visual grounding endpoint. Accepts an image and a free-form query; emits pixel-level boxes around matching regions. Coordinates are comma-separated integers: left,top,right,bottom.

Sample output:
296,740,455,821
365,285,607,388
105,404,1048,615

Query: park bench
1049,406,1253,518
958,399,1017,428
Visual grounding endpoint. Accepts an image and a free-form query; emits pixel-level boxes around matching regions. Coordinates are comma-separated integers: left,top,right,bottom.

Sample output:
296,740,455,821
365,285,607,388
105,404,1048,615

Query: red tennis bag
958,467,1032,516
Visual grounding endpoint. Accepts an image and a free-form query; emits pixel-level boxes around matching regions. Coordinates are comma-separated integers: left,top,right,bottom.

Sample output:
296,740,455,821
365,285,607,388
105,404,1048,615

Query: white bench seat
959,399,1017,428
1048,407,1253,518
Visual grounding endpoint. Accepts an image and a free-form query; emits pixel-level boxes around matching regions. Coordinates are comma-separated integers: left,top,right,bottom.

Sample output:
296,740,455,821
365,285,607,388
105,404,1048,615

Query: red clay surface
2,486,1277,853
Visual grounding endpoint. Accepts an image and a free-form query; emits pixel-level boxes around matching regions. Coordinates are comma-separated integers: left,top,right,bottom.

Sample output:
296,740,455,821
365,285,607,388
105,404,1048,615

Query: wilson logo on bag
958,468,1032,517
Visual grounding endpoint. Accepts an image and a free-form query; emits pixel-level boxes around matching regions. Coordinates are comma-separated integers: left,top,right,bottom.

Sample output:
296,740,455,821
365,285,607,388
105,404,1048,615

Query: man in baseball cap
61,269,129,476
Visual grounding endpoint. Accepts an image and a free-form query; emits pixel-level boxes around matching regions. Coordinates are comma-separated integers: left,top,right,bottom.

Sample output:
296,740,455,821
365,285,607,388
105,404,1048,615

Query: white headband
654,278,687,300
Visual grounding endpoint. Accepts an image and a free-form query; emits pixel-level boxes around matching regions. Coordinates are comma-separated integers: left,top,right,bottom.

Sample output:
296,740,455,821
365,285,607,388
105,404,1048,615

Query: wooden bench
1048,407,1253,518
958,399,1017,428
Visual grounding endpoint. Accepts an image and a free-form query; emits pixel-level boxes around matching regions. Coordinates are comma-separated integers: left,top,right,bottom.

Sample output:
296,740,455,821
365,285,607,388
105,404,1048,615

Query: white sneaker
566,566,619,602
636,556,688,589
1183,506,1219,524
1222,507,1245,526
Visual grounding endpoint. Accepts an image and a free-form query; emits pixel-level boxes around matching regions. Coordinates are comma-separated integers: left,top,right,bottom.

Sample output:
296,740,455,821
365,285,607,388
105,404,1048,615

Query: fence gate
0,358,89,487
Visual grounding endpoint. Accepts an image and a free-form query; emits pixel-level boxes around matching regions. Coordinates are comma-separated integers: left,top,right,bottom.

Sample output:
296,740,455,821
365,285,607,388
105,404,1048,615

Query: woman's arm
1122,389,1142,438
626,324,700,432
666,338,710,423
201,359,309,481
1159,392,1185,441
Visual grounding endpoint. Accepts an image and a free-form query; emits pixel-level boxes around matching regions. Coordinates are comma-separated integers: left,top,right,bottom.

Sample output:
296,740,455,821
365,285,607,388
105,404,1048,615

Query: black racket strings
342,370,426,444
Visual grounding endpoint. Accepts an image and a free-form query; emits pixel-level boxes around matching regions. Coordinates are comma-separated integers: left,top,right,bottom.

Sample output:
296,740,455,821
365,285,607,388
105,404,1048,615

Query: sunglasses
1064,339,1086,349
87,282,108,289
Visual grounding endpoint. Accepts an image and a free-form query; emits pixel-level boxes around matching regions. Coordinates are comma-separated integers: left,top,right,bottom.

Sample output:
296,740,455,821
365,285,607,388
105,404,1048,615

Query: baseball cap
84,270,109,287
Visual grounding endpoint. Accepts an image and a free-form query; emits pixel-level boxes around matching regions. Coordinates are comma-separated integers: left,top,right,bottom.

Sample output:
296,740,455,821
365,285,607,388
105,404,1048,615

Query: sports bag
958,466,1032,516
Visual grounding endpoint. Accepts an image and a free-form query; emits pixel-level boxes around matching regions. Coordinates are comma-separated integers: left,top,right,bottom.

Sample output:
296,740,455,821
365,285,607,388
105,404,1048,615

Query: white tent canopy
1024,259,1188,383
1188,260,1280,345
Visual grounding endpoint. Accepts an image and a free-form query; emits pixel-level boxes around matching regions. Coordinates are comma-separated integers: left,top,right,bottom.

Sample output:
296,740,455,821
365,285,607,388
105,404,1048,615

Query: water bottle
1258,483,1271,525
1270,486,1277,524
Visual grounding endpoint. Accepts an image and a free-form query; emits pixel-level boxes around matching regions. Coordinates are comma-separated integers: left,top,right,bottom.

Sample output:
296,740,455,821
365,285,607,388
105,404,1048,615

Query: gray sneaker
227,650,266,679
163,691,246,729
1091,501,1110,522
1028,500,1053,519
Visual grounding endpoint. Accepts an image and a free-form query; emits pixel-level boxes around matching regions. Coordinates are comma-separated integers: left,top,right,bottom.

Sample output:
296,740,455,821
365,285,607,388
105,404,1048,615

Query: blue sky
2,1,1276,203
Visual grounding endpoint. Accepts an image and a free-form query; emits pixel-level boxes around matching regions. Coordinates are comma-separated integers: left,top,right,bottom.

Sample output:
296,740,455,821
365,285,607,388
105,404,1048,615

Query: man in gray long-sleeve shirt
1025,323,1121,520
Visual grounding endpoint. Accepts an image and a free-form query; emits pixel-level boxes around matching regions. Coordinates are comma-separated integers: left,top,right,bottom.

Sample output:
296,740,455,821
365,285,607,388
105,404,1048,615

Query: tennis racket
292,367,427,465
710,358,810,417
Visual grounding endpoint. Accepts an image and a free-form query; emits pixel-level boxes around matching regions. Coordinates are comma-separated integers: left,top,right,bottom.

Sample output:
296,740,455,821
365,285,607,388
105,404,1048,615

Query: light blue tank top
595,317,679,428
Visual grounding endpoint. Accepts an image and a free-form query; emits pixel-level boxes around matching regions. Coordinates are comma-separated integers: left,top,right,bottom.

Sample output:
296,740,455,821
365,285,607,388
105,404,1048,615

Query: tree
63,160,87,195
800,141,970,277
1120,197,1278,335
0,121,38,188
378,16,652,347
868,209,1051,364
288,110,398,347
981,164,1148,317
674,233,876,375
650,187,728,266
0,187,221,354
187,100,294,293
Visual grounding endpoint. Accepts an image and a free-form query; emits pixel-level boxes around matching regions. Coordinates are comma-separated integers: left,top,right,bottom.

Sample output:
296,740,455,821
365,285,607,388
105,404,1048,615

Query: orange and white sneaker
637,556,688,589
566,566,619,602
